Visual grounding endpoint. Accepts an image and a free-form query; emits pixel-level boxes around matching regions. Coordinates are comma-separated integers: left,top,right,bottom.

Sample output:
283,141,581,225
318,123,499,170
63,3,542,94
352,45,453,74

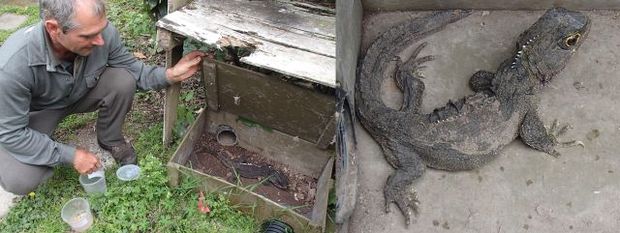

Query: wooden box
156,0,336,232
167,108,334,232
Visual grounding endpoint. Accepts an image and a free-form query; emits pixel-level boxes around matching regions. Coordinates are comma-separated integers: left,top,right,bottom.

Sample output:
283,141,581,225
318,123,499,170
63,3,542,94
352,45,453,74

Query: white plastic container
61,197,93,232
79,170,107,194
116,164,141,181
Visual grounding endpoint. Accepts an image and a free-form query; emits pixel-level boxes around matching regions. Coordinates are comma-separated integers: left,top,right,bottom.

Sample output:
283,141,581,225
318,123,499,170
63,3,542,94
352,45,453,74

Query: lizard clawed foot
548,119,571,139
384,175,420,226
560,140,585,148
546,119,584,157
394,42,435,89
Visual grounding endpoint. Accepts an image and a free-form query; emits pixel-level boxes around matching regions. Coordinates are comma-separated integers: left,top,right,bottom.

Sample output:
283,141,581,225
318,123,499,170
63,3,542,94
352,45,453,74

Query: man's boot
99,141,138,166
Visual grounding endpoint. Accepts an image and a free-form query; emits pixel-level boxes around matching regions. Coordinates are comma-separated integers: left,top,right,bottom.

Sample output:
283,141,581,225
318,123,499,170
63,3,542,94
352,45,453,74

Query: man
0,0,205,195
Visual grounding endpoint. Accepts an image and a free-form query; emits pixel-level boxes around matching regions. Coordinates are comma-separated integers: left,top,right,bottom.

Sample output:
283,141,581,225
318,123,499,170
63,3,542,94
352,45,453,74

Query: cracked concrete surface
349,10,620,233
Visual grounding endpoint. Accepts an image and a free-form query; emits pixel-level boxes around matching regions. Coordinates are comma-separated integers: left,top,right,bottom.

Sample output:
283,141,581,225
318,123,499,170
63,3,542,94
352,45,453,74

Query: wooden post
157,28,185,146
167,0,193,13
312,157,334,229
202,59,219,111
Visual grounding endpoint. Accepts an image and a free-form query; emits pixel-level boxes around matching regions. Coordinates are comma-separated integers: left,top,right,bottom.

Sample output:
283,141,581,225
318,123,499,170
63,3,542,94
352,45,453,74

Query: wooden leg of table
163,45,184,146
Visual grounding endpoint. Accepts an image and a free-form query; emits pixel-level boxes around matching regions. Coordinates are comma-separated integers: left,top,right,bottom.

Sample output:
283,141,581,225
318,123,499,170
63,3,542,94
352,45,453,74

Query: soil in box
188,131,318,217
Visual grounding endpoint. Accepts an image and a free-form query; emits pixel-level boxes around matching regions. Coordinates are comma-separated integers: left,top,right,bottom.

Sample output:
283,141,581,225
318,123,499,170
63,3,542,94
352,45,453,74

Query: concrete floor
349,10,620,233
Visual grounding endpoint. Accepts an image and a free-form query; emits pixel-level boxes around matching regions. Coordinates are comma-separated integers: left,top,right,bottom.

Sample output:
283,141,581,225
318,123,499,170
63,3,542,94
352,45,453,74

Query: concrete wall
337,0,363,104
335,0,363,230
362,0,620,11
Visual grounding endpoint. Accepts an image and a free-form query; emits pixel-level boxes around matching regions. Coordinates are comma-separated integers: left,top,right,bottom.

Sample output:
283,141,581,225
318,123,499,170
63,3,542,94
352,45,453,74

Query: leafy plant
174,90,199,139
106,0,157,50
143,0,168,20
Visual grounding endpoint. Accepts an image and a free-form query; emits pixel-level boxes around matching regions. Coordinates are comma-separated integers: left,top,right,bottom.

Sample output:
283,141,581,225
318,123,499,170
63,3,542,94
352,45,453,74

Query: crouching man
0,0,204,195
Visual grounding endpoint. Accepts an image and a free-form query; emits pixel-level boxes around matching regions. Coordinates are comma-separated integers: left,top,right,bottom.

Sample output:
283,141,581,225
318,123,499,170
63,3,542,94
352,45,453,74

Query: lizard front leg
469,70,495,95
380,140,425,226
519,110,582,157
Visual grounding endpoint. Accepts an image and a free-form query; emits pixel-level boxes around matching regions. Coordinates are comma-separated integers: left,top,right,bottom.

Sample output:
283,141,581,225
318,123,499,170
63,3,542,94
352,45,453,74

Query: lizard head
515,7,590,85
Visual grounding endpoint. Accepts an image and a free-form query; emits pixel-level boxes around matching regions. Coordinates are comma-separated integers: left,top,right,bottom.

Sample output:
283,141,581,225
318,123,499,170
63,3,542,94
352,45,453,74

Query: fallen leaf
133,52,147,59
198,191,211,214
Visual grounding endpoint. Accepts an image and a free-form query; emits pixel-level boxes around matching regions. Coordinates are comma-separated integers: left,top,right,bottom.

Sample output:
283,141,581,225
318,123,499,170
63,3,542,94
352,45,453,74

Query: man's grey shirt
0,22,171,166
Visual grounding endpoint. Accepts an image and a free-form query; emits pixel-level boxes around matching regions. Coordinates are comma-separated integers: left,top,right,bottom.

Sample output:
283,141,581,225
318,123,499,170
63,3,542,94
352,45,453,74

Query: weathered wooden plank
202,59,219,111
156,28,184,51
173,0,335,55
212,60,334,143
163,45,184,146
241,46,335,88
156,5,334,57
167,0,192,13
311,157,334,228
167,108,207,186
155,0,336,87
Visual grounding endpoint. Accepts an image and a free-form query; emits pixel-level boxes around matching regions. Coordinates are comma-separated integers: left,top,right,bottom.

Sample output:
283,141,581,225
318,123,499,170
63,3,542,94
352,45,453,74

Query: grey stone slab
0,13,28,30
0,187,17,220
348,10,620,233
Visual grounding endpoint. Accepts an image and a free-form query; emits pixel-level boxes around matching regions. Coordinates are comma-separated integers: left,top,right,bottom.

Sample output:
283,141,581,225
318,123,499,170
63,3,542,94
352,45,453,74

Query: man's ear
44,19,61,37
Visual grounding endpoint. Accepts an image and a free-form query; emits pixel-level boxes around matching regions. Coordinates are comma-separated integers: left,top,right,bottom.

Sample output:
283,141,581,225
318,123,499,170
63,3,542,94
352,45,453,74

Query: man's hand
74,148,101,174
165,51,206,83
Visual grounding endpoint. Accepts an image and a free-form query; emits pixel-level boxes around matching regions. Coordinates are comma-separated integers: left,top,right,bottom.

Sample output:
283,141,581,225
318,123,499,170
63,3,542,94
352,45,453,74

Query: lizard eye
561,33,581,49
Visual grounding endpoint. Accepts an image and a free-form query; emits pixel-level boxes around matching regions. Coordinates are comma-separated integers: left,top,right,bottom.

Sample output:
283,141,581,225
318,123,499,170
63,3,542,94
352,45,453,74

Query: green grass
0,124,257,232
107,0,157,50
0,5,40,44
54,113,98,142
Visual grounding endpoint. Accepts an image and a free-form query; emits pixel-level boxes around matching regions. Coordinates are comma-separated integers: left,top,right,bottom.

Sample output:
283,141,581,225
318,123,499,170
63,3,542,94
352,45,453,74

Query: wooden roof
156,0,336,87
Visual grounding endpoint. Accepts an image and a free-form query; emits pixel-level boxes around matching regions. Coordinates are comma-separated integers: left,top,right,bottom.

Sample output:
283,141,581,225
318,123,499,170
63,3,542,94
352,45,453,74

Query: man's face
47,8,108,57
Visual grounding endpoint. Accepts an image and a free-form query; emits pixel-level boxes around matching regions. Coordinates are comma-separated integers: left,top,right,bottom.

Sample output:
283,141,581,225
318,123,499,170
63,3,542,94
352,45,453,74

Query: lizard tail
355,10,471,134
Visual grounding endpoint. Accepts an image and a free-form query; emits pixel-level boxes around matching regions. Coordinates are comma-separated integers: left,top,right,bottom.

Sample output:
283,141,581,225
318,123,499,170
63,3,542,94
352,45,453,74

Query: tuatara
214,150,289,190
355,8,590,225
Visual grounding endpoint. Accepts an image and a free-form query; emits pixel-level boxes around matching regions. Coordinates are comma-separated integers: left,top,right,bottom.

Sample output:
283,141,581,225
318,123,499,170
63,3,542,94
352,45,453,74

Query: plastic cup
116,164,141,181
79,171,107,194
61,197,93,232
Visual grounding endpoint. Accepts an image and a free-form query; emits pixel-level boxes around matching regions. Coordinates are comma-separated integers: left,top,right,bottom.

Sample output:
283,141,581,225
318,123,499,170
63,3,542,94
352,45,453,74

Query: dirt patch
187,130,317,217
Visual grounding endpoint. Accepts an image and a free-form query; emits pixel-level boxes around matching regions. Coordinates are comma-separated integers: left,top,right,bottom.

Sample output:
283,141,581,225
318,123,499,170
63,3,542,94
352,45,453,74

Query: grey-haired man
0,0,204,195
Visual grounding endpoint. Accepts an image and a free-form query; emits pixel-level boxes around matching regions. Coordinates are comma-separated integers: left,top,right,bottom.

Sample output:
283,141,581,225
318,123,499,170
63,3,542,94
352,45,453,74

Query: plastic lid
116,164,141,181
